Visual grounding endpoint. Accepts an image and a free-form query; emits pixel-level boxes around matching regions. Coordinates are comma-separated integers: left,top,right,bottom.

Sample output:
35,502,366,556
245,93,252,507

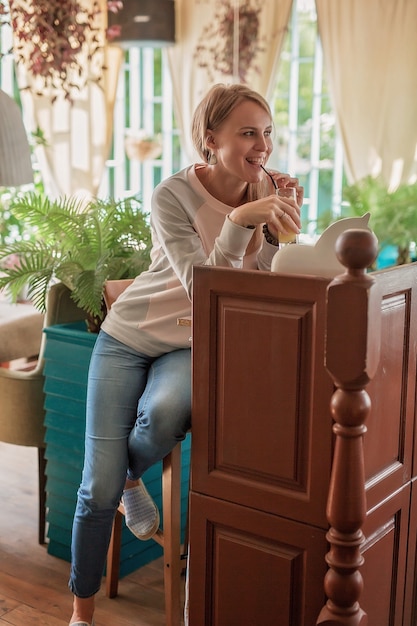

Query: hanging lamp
108,0,176,47
0,89,33,187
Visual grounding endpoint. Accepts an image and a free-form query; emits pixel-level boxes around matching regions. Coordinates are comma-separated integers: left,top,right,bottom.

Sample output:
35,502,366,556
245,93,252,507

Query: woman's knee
137,350,191,434
136,401,190,440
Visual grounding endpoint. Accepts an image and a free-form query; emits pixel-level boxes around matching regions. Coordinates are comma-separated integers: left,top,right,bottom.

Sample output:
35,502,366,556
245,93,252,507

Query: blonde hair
191,83,273,202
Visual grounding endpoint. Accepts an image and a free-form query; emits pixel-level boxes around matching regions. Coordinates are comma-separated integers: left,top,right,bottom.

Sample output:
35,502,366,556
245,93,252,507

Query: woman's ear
206,134,216,150
205,132,218,165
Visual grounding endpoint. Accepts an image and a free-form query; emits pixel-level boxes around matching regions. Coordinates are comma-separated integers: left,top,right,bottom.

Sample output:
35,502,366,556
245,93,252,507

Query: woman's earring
208,152,217,165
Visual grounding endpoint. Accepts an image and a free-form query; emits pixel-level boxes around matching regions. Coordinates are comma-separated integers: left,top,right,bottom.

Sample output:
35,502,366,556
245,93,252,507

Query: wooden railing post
317,229,381,626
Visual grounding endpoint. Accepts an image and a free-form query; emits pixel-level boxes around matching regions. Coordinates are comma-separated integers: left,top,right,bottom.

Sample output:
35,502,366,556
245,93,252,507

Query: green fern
0,192,151,320
344,176,417,263
344,176,417,247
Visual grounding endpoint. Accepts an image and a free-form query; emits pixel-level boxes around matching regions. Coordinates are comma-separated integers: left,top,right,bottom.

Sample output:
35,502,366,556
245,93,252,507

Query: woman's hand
229,173,303,239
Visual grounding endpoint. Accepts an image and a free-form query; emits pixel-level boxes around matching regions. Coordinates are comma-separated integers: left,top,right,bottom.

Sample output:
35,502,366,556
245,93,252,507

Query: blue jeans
69,330,191,598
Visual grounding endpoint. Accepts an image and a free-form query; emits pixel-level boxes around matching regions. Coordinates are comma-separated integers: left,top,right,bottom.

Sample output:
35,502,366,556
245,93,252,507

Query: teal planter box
43,321,191,578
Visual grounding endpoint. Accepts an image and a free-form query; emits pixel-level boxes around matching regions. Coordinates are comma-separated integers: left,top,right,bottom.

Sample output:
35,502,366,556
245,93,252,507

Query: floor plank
0,442,179,625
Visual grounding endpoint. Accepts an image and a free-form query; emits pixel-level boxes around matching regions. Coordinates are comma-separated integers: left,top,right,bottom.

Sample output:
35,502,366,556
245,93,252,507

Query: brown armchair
0,283,85,543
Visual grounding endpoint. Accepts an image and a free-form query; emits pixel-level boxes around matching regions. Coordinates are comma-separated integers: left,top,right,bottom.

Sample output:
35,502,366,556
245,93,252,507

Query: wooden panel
216,296,314,482
366,265,417,510
188,491,327,626
360,483,411,626
403,478,417,626
192,266,334,527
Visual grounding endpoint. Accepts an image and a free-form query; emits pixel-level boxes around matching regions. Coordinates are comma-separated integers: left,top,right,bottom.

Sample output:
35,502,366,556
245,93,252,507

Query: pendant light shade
0,89,33,187
108,0,176,47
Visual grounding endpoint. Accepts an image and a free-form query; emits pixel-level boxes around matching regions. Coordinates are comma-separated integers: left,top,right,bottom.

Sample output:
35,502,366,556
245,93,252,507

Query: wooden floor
0,441,182,626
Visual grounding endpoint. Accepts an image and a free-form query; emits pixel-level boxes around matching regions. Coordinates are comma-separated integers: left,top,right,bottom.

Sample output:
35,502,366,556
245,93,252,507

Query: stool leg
106,510,123,598
38,447,47,545
163,443,182,626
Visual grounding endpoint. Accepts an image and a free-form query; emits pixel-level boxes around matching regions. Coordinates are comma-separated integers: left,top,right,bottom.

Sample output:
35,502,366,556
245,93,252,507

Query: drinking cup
277,187,298,245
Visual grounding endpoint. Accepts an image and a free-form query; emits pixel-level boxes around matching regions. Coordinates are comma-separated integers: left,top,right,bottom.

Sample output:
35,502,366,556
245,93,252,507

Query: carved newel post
317,229,381,625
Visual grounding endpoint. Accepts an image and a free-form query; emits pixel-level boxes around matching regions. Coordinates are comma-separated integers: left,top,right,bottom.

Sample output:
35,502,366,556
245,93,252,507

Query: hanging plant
124,130,163,162
0,0,123,103
194,0,266,83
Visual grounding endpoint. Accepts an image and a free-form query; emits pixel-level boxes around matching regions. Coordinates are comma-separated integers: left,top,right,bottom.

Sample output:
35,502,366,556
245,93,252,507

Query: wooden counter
188,237,417,625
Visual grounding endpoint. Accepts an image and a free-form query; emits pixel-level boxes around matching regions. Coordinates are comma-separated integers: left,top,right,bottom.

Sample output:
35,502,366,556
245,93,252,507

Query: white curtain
316,0,417,188
168,0,294,163
13,0,123,199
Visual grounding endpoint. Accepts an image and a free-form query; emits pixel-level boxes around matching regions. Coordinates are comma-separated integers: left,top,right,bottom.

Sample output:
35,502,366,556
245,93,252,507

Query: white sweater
102,164,277,356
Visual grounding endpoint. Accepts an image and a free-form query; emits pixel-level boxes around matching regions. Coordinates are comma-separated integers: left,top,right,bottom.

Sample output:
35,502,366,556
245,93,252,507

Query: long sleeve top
102,164,277,356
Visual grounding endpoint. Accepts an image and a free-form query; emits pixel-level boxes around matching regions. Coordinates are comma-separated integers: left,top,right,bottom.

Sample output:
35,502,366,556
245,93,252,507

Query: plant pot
43,321,191,577
125,135,163,161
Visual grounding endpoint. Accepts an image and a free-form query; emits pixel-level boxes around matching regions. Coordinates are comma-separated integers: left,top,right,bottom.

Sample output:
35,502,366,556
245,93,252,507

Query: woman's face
208,100,273,184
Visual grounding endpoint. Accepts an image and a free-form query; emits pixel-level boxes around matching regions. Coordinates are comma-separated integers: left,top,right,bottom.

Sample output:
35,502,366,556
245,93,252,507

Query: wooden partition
188,234,417,626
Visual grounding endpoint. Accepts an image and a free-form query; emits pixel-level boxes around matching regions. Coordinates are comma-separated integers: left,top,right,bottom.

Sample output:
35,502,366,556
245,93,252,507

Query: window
1,0,345,235
100,47,181,213
271,0,346,236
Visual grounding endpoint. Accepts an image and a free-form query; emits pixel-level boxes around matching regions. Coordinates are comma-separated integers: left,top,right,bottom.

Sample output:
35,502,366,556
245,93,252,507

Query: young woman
69,82,302,625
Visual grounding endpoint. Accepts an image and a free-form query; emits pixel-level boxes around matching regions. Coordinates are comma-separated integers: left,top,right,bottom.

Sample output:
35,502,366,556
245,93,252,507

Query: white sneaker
122,479,160,540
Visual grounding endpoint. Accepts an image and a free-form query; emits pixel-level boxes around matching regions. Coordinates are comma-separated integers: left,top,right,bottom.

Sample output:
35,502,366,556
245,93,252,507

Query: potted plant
124,130,163,162
343,176,417,266
0,191,152,331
